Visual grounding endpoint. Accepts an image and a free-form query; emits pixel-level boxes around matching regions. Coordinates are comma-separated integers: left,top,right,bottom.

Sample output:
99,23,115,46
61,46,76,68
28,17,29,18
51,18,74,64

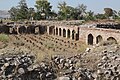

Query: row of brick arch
49,26,79,41
88,34,117,45
1,24,118,45
0,25,47,34
49,26,118,45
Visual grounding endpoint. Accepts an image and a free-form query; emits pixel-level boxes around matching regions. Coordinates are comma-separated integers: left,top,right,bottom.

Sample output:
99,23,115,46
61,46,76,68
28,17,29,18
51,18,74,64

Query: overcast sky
0,0,120,13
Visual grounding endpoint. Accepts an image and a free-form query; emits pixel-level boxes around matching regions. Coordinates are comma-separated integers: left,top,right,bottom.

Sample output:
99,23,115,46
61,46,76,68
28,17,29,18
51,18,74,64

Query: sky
0,0,120,13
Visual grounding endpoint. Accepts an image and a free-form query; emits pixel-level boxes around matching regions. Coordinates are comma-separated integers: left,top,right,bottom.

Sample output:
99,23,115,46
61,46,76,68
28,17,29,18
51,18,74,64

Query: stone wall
1,22,120,45
51,25,120,45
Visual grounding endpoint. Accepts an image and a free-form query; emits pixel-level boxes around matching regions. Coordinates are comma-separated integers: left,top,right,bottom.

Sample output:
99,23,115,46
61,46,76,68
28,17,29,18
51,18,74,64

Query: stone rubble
0,52,56,80
0,45,120,80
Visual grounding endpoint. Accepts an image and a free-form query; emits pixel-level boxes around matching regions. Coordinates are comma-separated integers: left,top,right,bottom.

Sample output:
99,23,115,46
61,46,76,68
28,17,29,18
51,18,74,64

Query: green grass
0,34,9,42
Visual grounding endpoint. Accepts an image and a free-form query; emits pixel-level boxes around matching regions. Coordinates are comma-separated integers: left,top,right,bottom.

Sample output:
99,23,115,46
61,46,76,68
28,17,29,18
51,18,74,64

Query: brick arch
18,26,26,34
53,29,55,35
63,29,66,37
72,30,75,40
39,25,47,34
107,37,117,44
96,35,103,44
49,26,55,35
56,27,58,35
59,28,62,36
76,33,79,41
26,25,35,34
88,34,94,45
67,29,70,38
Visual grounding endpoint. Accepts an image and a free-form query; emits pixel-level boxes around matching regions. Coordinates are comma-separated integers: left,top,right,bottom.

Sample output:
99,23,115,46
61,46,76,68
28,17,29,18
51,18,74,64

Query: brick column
61,29,63,37
47,26,49,35
54,26,56,36
93,36,96,45
66,29,68,38
58,28,59,36
70,30,72,40
53,29,55,35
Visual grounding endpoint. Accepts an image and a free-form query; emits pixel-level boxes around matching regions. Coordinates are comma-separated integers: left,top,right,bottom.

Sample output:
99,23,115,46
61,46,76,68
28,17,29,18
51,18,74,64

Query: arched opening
72,30,75,40
39,25,47,34
18,26,26,34
56,28,58,35
27,25,35,34
76,33,79,41
59,28,61,36
107,37,117,44
49,26,54,35
0,25,10,34
88,34,93,45
67,29,70,38
96,35,103,44
53,29,55,35
63,29,66,37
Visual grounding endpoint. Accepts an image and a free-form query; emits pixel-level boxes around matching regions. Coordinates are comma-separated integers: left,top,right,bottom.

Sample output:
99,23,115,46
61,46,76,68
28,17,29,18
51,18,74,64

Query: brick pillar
54,27,56,36
59,29,61,36
61,29,63,37
70,30,72,40
66,29,68,38
58,28,60,36
47,26,49,35
9,28,13,34
93,36,96,45
53,29,55,35
52,27,54,35
74,33,76,41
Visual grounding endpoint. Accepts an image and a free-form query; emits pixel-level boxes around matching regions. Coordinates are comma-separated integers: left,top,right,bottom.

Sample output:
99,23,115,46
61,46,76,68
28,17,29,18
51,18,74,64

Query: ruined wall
0,24,47,35
52,25,120,45
1,23,120,45
79,27,120,45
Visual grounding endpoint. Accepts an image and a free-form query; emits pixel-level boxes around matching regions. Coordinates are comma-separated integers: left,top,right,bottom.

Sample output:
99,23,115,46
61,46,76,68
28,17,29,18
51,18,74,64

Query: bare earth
0,34,120,80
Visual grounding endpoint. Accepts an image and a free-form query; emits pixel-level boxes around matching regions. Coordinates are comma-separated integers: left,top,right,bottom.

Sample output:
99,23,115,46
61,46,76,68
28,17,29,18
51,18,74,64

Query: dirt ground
0,34,87,61
0,34,119,69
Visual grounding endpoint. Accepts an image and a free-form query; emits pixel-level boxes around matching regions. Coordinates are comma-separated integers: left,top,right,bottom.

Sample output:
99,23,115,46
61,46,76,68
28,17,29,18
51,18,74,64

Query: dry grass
5,34,88,63
77,42,87,53
35,49,55,63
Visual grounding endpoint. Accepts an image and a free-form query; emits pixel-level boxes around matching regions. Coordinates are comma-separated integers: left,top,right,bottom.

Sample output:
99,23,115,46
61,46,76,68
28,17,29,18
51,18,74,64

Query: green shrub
0,34,9,42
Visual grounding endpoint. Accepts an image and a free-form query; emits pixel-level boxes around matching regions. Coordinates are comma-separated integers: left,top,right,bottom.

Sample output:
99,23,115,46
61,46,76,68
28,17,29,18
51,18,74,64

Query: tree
35,0,52,19
104,8,113,19
76,4,87,14
49,10,57,20
95,13,106,19
112,10,119,19
75,4,87,20
67,6,77,20
9,0,29,21
66,6,80,20
28,8,35,20
17,0,28,20
118,11,120,17
58,3,87,20
58,1,69,20
34,11,41,20
8,7,18,21
85,10,95,21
